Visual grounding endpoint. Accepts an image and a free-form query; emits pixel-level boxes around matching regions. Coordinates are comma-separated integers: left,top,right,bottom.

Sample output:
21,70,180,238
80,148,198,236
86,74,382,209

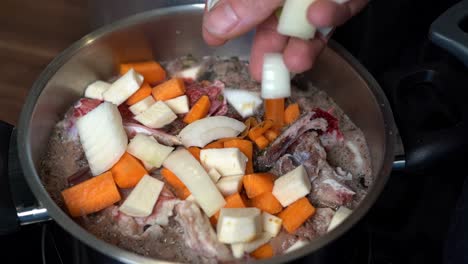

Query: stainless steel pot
10,3,396,264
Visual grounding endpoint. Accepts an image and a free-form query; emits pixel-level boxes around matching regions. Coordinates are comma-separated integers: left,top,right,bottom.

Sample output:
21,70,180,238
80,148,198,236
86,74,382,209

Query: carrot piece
210,193,247,225
204,141,224,149
176,187,191,200
110,152,147,188
265,98,285,130
251,244,274,259
243,173,275,198
126,82,152,105
224,139,254,174
152,78,186,101
183,95,211,124
254,135,270,150
284,103,300,125
239,117,258,138
251,192,283,214
161,168,186,189
188,147,201,161
120,61,166,84
61,172,121,217
278,197,316,233
264,129,279,142
248,120,274,141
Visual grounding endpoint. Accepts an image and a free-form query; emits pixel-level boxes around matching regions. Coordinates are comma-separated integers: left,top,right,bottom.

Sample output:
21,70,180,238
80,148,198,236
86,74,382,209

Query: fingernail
204,2,239,36
206,0,221,12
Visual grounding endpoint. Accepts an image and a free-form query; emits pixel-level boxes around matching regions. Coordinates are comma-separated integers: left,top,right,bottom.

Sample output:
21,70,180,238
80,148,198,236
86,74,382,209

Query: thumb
203,0,284,41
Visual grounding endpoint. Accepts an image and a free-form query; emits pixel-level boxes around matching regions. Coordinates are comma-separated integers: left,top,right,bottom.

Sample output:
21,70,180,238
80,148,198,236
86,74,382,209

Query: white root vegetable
224,89,262,118
178,116,246,148
129,96,155,115
163,148,226,217
127,133,174,168
164,95,189,114
262,212,282,237
76,102,127,176
200,148,248,177
134,101,177,129
240,232,273,253
272,165,311,207
216,175,244,197
277,0,317,40
103,68,143,105
217,208,262,244
119,175,164,217
208,168,222,183
84,80,111,100
327,206,352,232
174,65,201,80
285,239,309,253
261,53,291,99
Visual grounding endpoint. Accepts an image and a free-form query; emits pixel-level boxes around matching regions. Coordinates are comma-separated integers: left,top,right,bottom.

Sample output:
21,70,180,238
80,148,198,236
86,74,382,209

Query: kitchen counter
0,0,90,125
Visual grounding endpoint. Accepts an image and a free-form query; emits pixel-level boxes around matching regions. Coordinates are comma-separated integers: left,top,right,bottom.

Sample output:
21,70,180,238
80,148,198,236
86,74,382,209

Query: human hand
202,0,369,81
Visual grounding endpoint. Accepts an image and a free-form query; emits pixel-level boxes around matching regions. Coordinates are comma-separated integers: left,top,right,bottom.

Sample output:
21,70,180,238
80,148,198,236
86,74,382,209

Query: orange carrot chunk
251,192,283,214
120,61,166,84
210,193,247,225
251,244,274,259
224,139,254,174
278,197,316,233
203,140,225,149
61,172,121,217
126,82,152,105
152,78,186,101
176,187,191,200
265,98,285,130
111,152,148,188
188,147,201,161
254,135,270,150
161,168,186,189
248,120,274,141
183,95,211,124
264,129,279,142
284,103,300,125
243,173,275,198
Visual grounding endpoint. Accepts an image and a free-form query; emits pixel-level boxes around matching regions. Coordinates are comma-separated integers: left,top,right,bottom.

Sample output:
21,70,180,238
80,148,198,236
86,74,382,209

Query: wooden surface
0,0,90,125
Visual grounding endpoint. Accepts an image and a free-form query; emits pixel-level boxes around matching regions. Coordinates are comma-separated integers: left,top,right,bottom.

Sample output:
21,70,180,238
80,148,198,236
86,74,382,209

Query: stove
2,0,468,263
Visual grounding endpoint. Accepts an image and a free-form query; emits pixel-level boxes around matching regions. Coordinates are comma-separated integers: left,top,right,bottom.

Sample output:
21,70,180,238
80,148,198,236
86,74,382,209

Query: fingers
249,16,289,81
203,0,284,43
307,0,369,28
283,37,326,74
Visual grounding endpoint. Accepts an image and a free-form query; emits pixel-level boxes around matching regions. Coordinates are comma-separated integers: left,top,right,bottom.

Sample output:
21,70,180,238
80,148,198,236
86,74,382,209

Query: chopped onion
277,0,317,40
224,89,262,118
163,148,226,217
178,116,246,148
261,53,291,99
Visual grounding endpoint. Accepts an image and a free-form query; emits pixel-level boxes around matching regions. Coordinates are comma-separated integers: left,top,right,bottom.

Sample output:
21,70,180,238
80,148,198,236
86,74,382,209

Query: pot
1,2,396,264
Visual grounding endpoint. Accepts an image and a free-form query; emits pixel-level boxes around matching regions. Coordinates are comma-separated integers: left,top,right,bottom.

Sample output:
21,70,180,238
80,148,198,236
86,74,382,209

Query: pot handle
429,0,468,67
0,121,19,234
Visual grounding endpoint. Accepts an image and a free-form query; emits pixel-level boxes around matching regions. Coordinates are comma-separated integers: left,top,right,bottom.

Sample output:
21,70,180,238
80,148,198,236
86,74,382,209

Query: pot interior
19,4,395,264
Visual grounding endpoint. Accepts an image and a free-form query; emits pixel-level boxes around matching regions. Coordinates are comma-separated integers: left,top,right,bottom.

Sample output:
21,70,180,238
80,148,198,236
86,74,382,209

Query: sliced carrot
224,139,254,174
243,173,275,198
278,197,316,233
183,95,211,124
204,140,224,149
188,147,201,161
251,244,274,259
161,168,186,189
110,152,147,188
120,61,166,84
126,82,152,105
264,129,279,142
284,103,300,125
152,78,186,101
248,120,274,141
239,117,258,139
254,135,270,150
176,187,191,200
251,192,283,214
265,98,285,130
210,193,247,225
61,172,121,217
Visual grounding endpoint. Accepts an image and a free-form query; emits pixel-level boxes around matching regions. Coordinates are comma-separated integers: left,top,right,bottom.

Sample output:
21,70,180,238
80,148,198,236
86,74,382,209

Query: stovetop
2,0,468,263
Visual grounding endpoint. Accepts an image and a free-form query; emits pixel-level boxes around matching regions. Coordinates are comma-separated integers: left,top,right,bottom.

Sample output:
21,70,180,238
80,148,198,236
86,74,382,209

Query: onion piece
163,148,226,217
261,53,291,99
178,116,246,148
224,89,262,118
327,206,352,232
277,0,317,40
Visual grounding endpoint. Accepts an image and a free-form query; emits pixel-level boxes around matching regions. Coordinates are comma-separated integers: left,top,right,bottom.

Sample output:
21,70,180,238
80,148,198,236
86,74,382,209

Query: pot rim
17,4,396,264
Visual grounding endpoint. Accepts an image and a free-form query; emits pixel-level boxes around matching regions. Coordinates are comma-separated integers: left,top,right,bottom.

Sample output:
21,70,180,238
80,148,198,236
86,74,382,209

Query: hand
202,0,369,81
